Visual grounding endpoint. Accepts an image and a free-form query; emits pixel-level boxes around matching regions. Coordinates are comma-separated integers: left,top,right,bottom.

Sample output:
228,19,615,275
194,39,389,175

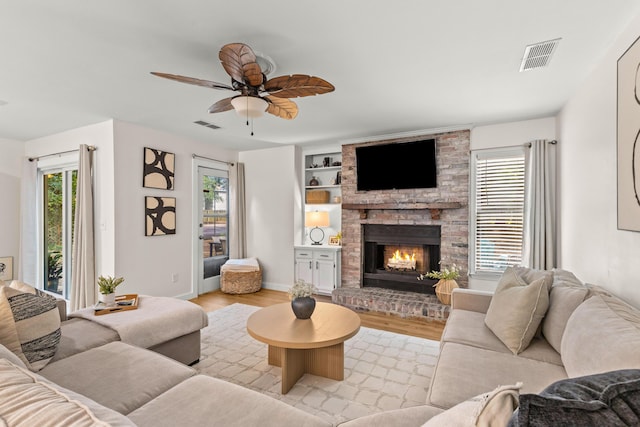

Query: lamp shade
231,96,268,118
305,211,330,228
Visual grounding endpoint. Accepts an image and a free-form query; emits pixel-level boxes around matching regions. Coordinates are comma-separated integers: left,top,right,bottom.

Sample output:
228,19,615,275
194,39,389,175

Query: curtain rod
192,153,235,167
526,140,557,148
28,145,96,162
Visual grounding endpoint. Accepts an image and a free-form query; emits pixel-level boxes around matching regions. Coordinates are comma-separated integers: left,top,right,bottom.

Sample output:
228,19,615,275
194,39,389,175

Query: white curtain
229,162,247,259
522,140,557,269
70,145,95,311
19,158,38,285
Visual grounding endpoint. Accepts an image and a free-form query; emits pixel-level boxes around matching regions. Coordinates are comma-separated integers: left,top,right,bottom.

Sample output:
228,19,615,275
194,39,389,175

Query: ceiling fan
151,43,335,128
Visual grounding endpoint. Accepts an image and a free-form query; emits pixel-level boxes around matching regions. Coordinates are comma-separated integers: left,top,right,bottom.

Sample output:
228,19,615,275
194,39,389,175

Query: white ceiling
1,1,639,151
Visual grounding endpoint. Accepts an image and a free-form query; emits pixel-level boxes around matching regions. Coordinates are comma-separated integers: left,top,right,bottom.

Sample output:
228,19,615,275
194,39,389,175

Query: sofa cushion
0,285,61,371
51,318,120,362
542,285,588,353
484,267,552,354
39,341,196,415
427,342,567,409
561,294,640,378
0,343,27,368
509,369,640,426
0,358,135,427
443,309,562,366
337,405,445,427
128,375,332,427
423,382,521,427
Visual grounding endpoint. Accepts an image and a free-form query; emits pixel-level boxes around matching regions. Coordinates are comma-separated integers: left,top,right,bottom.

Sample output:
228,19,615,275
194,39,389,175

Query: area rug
193,303,440,425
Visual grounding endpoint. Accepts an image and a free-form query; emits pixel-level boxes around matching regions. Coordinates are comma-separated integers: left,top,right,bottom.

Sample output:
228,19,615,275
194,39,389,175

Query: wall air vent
519,38,561,72
193,120,221,130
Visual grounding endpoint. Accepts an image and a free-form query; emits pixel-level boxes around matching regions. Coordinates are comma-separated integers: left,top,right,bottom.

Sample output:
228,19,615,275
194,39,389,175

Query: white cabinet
294,246,341,295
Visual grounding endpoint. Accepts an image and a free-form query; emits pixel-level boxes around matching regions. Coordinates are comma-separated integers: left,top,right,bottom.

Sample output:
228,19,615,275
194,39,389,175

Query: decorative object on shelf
306,190,330,204
0,256,13,281
305,210,330,245
288,280,317,319
97,275,125,306
143,147,175,190
328,235,341,246
617,34,640,232
418,263,460,305
145,196,176,236
336,171,342,185
323,157,331,167
333,196,342,204
309,176,319,186
331,161,342,166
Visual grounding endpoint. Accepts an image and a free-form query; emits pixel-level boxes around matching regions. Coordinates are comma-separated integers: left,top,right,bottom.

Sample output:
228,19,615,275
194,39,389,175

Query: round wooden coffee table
247,302,360,394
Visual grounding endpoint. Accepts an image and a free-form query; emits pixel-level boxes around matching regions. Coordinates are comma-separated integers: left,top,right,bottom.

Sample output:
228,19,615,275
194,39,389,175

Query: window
39,164,77,298
470,148,525,276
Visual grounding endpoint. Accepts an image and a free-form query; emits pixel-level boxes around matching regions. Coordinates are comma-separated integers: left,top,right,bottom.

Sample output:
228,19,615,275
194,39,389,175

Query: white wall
112,121,237,298
240,145,301,291
469,117,557,291
25,121,116,282
0,138,24,278
558,13,640,308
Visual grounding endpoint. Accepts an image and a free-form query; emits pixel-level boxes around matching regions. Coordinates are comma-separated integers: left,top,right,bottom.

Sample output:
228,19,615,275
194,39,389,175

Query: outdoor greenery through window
202,174,229,260
44,169,77,296
470,149,525,275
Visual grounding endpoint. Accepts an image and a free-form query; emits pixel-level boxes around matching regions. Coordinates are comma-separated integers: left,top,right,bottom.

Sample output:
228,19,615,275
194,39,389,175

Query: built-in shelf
305,166,341,172
342,202,463,220
305,184,341,189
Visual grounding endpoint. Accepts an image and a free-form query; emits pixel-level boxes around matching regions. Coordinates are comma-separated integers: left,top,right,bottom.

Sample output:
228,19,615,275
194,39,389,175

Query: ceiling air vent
193,120,221,130
519,38,561,72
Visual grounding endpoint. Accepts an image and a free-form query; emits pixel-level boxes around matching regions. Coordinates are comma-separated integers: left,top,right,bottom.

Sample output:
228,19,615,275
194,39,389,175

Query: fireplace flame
387,250,416,270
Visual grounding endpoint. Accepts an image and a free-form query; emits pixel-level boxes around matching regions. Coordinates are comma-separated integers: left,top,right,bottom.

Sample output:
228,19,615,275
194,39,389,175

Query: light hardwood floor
190,288,445,341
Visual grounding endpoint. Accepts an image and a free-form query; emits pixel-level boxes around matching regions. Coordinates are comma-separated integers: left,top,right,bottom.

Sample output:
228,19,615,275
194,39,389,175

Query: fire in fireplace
362,224,440,294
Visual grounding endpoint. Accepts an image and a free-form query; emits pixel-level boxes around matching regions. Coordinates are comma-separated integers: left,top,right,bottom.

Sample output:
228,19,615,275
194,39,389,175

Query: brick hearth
332,287,450,321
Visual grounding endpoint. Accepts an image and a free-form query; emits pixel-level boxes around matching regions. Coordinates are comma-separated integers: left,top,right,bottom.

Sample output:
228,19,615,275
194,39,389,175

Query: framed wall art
0,256,13,281
143,147,175,190
145,196,176,236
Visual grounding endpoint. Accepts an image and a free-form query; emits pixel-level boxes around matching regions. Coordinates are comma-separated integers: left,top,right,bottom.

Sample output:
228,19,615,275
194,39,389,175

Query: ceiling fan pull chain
251,118,255,136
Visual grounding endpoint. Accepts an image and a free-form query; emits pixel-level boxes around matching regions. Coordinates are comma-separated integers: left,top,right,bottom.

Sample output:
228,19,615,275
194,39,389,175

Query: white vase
99,292,116,306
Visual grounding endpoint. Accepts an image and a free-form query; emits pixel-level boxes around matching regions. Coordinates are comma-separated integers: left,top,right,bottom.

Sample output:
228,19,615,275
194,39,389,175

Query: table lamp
305,211,330,245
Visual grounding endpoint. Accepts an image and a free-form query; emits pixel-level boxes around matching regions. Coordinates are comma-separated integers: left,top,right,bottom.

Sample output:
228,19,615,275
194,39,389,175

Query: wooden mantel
342,202,463,220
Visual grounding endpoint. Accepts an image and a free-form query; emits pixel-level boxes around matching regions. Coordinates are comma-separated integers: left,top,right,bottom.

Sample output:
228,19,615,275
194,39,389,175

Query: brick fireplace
337,130,470,314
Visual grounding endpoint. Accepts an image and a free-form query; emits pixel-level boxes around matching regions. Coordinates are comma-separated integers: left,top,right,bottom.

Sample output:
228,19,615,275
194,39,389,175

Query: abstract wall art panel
145,196,176,236
143,147,175,190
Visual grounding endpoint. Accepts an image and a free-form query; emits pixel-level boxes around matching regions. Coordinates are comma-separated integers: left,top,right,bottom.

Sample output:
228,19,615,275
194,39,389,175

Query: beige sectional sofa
341,268,640,426
0,282,331,427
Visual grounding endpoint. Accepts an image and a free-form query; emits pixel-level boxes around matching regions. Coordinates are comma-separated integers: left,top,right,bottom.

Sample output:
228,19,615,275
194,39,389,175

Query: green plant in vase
97,275,125,305
418,263,460,305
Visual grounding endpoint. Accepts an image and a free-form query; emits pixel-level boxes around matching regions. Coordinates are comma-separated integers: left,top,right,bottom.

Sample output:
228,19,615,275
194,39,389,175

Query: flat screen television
356,139,437,191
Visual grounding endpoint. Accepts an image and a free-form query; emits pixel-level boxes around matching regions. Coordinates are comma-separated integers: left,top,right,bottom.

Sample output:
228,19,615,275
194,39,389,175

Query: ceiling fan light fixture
231,96,268,118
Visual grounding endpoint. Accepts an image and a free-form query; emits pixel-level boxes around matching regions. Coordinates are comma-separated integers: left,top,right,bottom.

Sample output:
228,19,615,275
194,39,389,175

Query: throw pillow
508,369,640,426
423,382,522,427
561,294,640,378
485,267,552,354
542,285,588,353
0,286,61,371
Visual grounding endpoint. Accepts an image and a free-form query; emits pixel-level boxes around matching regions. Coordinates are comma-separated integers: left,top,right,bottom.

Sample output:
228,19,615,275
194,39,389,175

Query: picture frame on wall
0,256,13,281
145,196,176,236
617,35,640,232
143,147,175,190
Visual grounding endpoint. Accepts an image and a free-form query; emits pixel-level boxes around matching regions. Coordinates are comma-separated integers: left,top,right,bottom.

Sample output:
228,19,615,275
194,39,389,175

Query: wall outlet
171,273,179,283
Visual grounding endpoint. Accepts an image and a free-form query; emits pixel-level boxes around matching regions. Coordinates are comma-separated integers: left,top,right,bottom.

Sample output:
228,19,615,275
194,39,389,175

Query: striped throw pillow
0,286,61,371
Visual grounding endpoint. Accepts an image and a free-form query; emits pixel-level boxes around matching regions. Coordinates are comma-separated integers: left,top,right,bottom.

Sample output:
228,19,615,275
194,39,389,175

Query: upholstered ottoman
220,258,262,294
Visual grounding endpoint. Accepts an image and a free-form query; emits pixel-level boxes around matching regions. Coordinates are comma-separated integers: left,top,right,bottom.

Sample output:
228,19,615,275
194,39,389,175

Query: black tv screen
356,139,437,191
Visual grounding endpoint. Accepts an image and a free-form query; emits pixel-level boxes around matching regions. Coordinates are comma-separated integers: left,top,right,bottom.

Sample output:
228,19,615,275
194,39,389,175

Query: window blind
473,153,525,274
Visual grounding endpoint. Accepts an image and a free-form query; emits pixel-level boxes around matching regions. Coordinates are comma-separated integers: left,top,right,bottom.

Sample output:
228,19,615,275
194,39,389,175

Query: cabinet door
314,258,336,294
295,257,313,284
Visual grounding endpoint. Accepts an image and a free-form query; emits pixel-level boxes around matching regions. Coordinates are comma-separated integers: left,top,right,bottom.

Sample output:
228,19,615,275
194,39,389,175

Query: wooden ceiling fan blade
264,96,298,120
218,43,264,87
208,97,234,114
264,74,335,98
150,72,234,91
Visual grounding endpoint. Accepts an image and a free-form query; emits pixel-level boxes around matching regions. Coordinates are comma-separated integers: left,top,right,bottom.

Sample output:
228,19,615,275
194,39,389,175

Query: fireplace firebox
362,224,440,294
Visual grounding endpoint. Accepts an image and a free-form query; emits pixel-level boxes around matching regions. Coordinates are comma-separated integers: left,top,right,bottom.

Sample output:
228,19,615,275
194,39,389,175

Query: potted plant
288,280,317,319
47,252,63,292
418,263,460,305
97,275,125,305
